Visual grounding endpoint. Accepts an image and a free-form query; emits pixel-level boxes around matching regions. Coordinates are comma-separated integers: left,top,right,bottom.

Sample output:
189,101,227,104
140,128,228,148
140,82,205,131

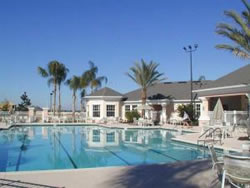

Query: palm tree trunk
53,81,57,116
141,88,147,118
72,91,76,122
80,98,83,112
58,84,61,117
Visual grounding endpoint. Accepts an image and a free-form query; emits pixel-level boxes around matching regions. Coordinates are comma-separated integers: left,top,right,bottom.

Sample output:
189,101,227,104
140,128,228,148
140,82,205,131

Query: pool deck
0,159,230,188
0,122,246,187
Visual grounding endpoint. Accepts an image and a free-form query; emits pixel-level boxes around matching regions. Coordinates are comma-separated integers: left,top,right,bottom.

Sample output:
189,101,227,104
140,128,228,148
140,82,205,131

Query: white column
198,97,210,126
42,108,49,122
161,104,167,124
28,107,35,123
246,94,250,138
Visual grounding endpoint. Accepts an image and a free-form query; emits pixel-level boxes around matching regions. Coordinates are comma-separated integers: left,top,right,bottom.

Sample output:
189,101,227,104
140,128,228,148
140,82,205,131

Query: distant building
194,64,250,126
84,80,211,123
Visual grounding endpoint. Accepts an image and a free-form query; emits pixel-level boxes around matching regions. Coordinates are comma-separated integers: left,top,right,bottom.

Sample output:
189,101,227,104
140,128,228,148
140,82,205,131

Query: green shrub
125,111,140,123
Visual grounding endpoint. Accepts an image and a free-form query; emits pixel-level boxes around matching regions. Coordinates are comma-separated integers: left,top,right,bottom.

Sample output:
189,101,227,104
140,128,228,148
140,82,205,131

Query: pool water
0,126,211,172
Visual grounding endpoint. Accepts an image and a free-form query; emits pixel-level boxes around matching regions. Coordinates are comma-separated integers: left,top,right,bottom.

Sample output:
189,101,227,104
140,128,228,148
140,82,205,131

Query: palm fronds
216,0,250,59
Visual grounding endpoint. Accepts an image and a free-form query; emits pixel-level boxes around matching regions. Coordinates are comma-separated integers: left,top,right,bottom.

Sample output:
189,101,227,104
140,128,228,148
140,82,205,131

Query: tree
126,59,165,117
17,92,31,111
215,0,250,59
84,61,107,93
57,64,69,115
1,100,11,111
38,60,61,116
66,76,81,121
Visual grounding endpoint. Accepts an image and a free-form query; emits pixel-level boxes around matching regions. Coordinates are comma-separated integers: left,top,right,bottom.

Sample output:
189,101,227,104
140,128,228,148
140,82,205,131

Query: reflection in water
42,127,48,139
0,126,207,172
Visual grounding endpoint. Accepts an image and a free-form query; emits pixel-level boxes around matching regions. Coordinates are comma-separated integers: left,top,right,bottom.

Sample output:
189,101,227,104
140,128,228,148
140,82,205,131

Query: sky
0,0,248,109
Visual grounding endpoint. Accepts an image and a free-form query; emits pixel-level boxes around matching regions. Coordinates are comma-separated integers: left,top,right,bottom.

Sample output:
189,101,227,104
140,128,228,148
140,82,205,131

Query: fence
0,110,86,123
208,111,249,125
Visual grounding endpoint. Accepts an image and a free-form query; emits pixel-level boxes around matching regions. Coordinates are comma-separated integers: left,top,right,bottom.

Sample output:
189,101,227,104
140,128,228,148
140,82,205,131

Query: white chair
133,117,138,125
208,144,224,174
221,154,250,188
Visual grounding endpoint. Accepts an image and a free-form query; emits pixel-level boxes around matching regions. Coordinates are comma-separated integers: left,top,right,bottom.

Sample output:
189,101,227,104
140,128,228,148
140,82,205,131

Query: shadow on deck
107,159,225,188
0,178,64,188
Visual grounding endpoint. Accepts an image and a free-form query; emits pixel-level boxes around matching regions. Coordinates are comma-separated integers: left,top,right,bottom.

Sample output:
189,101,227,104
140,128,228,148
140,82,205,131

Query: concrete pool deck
0,159,230,188
0,122,246,187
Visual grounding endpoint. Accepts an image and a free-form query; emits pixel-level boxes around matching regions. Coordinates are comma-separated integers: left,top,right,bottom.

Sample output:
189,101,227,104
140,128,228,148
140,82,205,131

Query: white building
85,88,124,122
85,81,210,123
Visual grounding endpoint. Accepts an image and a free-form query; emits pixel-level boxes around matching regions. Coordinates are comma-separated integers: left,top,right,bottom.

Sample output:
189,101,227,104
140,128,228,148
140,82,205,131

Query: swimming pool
0,125,211,172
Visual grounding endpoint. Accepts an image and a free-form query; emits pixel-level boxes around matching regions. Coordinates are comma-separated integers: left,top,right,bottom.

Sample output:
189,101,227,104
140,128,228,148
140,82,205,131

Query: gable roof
124,81,211,101
86,87,123,97
200,64,250,89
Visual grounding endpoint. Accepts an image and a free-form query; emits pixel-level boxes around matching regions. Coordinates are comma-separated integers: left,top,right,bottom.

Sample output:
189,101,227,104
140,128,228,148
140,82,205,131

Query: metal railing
197,127,223,148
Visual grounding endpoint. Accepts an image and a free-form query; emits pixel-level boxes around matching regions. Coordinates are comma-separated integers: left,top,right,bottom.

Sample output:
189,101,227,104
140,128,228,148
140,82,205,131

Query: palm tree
66,76,81,121
215,0,250,59
84,61,108,93
79,75,89,111
38,60,61,116
126,59,165,117
57,64,69,116
80,89,86,112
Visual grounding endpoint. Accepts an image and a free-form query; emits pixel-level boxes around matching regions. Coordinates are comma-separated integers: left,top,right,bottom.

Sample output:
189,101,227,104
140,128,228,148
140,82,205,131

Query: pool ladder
197,127,223,150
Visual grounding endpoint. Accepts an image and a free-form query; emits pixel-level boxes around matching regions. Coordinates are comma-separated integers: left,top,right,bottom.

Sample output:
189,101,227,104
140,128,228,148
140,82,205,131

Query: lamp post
50,92,53,112
183,44,198,119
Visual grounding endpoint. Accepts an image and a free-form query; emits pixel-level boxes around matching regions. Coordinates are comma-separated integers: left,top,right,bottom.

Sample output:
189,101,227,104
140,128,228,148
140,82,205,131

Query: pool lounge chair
207,144,224,175
221,154,250,188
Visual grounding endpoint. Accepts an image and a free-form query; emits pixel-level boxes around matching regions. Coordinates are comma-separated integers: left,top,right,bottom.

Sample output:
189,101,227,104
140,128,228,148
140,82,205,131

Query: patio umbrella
136,105,153,119
212,98,224,124
136,105,153,111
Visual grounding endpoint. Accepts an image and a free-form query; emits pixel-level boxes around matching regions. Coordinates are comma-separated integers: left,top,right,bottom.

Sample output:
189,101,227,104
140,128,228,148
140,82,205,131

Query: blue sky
0,0,247,109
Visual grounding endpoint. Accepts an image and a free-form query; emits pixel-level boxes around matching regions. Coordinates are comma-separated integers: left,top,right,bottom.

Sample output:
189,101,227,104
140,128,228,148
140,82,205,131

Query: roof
86,87,123,97
199,64,250,89
124,81,212,101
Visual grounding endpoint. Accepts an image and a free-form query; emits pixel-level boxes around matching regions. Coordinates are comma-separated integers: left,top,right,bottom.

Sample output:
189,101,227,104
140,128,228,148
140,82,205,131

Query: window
106,132,115,143
132,105,137,111
92,129,100,142
106,105,115,117
93,105,100,117
125,105,130,112
196,104,201,117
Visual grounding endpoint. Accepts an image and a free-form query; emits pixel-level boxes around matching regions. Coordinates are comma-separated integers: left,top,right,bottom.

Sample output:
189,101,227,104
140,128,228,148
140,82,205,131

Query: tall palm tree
215,0,250,59
79,75,89,111
84,61,108,93
126,59,165,117
57,64,69,116
38,60,61,116
66,76,81,121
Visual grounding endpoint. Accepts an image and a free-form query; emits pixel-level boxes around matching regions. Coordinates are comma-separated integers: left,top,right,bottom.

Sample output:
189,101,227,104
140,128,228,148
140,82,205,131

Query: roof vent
164,82,173,84
177,81,187,83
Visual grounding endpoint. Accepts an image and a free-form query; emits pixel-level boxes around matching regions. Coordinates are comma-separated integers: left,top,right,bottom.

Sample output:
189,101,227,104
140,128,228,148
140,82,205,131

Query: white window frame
106,105,115,117
93,105,100,117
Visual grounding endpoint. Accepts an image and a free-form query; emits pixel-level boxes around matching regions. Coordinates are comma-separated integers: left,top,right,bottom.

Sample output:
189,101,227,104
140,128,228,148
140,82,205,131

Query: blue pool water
0,126,211,172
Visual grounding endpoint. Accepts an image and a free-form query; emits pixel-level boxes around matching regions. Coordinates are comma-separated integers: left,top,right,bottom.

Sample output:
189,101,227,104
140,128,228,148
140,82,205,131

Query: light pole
183,44,198,119
50,92,53,112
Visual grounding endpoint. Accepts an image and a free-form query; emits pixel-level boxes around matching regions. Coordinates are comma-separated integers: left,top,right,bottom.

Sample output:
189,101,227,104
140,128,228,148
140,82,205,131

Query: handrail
197,127,223,148
199,128,214,139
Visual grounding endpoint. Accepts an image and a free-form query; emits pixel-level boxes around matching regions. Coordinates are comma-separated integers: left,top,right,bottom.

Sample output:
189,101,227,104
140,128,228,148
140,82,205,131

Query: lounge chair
221,154,250,188
207,144,224,175
133,117,138,125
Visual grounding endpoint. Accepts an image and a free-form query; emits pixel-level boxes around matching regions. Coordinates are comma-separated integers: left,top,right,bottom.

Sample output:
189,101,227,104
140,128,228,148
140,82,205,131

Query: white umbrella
136,104,153,111
212,98,224,124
